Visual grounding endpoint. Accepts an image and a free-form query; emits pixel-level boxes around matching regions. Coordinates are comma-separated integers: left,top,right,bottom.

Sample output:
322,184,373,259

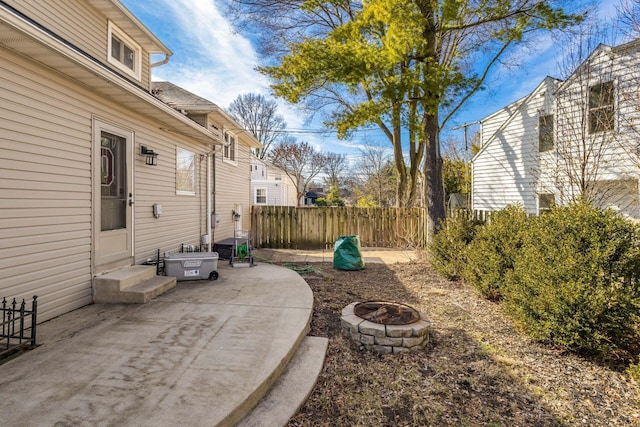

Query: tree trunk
416,0,445,237
391,105,408,207
423,112,445,238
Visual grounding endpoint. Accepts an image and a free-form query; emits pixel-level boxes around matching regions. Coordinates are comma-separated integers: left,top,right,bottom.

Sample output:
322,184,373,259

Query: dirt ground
283,261,640,427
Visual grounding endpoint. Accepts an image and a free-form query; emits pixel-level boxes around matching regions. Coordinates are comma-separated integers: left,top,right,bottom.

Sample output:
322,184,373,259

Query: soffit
85,0,170,54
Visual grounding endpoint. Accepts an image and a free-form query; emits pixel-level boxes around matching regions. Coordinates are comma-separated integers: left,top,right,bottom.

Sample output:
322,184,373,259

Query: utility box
164,252,219,281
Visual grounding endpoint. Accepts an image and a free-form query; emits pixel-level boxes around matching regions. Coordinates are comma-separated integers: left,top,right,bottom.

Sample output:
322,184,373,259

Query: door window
101,132,127,231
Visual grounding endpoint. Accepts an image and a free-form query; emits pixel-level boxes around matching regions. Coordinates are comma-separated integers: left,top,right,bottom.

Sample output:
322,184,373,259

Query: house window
539,193,555,214
255,188,267,205
224,131,236,163
589,81,614,133
176,147,196,195
538,114,554,152
107,21,142,80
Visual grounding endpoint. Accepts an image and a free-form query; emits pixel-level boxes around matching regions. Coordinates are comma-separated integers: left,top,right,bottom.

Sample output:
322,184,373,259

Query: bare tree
227,93,287,159
268,140,328,206
354,142,396,207
617,0,640,38
322,152,348,190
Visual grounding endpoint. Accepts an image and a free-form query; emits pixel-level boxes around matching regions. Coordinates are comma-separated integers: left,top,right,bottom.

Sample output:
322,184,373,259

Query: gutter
151,52,172,68
0,3,220,146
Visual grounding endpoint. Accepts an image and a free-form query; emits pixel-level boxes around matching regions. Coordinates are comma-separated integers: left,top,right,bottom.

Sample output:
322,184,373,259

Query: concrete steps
94,265,176,303
237,336,329,427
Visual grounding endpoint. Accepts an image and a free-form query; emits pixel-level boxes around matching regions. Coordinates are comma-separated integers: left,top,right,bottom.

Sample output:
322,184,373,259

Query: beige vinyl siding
4,0,151,87
1,47,213,321
134,137,210,259
1,50,93,321
214,144,253,242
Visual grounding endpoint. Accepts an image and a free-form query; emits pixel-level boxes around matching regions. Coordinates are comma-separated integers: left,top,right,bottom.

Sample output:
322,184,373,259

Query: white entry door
94,120,133,267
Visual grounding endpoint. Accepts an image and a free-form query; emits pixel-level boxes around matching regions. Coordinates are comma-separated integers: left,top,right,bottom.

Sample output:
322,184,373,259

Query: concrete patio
0,248,419,426
0,262,325,427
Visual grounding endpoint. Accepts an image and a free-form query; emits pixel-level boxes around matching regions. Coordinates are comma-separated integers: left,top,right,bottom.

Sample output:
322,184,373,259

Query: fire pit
341,301,430,354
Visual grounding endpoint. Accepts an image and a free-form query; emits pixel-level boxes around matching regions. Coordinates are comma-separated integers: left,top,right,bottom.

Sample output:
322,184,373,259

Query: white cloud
150,0,265,102
132,0,316,145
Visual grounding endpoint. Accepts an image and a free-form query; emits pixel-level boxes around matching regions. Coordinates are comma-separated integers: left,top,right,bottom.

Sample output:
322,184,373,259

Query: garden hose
282,263,315,274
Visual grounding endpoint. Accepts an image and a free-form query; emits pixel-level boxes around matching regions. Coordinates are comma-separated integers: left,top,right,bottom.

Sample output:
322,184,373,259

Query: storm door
94,120,133,267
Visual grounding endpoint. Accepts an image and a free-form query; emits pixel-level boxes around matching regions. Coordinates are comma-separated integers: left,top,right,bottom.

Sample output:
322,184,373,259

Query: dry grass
285,262,640,427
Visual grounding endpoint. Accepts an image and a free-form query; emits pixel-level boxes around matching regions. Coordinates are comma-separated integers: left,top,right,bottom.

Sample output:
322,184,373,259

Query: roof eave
0,7,220,147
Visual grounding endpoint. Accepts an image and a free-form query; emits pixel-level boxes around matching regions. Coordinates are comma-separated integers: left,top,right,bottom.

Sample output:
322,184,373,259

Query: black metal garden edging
1,296,37,352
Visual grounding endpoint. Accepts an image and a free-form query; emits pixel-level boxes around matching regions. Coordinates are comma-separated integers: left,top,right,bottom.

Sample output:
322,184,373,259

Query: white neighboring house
250,157,299,206
472,40,640,217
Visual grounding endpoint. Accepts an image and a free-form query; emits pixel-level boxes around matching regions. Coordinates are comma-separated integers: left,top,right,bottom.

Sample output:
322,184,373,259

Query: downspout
207,152,213,252
209,150,217,249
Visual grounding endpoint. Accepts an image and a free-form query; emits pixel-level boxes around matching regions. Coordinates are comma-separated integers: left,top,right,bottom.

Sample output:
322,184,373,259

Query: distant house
250,157,298,206
472,40,640,217
304,188,327,206
447,193,470,214
0,0,256,321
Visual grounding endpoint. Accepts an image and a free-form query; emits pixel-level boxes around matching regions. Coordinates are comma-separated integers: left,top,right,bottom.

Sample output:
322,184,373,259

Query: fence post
30,296,37,349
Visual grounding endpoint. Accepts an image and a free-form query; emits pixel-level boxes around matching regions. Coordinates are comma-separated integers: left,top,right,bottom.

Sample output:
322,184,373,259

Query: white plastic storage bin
164,252,219,281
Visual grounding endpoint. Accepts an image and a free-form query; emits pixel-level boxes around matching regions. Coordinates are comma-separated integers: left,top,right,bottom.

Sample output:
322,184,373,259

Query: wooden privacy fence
250,206,428,249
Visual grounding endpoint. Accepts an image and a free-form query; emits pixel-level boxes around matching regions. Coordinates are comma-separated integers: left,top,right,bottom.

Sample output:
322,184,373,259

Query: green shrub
463,205,528,300
503,202,640,356
429,210,483,280
627,361,640,383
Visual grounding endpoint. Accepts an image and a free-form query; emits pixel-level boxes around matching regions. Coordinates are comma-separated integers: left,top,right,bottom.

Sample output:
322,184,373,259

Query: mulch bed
284,262,640,426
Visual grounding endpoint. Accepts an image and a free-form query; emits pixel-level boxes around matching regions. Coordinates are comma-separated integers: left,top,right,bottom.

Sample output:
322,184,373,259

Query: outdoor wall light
140,145,158,166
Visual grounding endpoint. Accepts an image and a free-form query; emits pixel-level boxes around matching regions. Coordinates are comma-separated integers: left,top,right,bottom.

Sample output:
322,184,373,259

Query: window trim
588,80,615,134
223,130,237,165
538,114,554,152
255,187,267,205
107,21,142,81
176,147,196,196
538,193,555,214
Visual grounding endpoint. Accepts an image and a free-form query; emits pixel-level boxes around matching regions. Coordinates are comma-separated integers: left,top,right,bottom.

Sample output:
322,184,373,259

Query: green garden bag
333,235,365,271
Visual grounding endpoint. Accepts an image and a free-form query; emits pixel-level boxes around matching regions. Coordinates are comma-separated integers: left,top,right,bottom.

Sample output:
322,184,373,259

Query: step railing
1,296,37,352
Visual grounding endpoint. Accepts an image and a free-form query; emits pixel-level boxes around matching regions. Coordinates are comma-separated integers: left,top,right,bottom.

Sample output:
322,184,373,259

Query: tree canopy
232,0,582,234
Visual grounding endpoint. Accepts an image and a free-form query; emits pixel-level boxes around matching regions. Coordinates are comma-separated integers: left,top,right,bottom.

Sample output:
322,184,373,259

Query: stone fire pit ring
341,301,430,354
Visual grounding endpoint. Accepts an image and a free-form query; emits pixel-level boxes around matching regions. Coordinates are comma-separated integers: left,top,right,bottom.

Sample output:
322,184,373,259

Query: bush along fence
250,206,429,249
430,202,640,360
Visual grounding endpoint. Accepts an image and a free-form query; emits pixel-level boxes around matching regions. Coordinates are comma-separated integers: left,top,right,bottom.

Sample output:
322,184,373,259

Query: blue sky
121,0,627,160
